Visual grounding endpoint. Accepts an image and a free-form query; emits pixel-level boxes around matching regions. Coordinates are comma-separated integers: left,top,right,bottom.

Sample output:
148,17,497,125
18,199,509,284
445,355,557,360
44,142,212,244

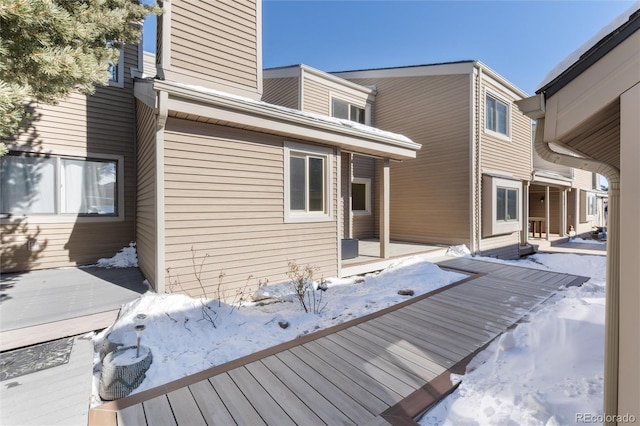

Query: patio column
378,158,390,258
559,188,567,237
545,186,550,240
573,188,580,232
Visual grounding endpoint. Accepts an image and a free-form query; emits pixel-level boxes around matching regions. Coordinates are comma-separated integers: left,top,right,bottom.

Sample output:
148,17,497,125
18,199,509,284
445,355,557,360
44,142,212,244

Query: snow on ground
90,244,607,423
90,256,466,405
419,252,606,426
95,242,138,268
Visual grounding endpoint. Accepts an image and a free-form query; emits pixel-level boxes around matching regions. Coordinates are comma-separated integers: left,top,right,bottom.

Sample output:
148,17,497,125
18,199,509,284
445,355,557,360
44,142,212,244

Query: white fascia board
264,65,302,79
332,61,475,80
157,80,420,159
300,64,376,96
474,61,529,99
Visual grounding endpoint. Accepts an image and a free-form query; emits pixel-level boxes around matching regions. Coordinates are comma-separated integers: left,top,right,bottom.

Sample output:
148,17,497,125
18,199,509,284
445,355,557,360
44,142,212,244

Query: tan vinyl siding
480,79,532,181
136,100,158,287
529,185,562,234
347,75,472,246
302,76,369,116
573,169,594,189
262,77,299,109
143,52,156,77
169,0,259,95
352,155,376,239
162,118,338,299
1,45,138,272
480,233,520,259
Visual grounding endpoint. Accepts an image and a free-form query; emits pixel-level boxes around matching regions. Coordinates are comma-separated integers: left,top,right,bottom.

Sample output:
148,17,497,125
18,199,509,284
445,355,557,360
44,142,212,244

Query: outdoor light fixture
540,196,545,203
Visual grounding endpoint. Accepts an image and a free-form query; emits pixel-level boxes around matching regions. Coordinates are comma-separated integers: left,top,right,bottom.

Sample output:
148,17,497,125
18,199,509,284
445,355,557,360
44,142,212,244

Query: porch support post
521,181,529,246
379,158,390,259
347,153,353,239
545,185,550,240
573,188,580,232
559,188,567,237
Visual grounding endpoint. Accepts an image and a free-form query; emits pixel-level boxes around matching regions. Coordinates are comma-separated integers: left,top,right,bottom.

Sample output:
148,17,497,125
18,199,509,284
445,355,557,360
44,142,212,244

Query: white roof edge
473,61,529,98
152,79,420,151
264,64,375,95
331,61,475,80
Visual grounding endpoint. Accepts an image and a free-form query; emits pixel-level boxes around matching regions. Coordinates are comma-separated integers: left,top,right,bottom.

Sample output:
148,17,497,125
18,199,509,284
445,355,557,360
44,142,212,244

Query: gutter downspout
534,117,620,422
155,89,168,294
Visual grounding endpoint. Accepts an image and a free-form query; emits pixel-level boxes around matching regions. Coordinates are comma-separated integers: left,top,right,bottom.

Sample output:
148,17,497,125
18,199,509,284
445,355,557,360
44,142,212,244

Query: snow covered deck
88,258,588,425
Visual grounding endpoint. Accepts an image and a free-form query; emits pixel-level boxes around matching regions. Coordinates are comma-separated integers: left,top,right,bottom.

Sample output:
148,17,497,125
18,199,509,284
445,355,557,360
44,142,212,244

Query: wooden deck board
340,327,445,378
188,380,237,425
90,258,590,426
142,396,177,426
244,360,326,425
166,388,207,426
302,340,404,406
209,373,266,425
228,367,297,426
314,337,418,397
117,404,146,426
260,355,354,425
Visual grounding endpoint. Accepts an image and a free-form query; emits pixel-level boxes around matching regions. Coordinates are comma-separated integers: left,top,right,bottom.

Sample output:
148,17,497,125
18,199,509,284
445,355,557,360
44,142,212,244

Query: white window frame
580,190,597,222
482,175,522,236
0,150,125,224
330,96,369,125
484,89,511,141
108,46,125,88
284,141,333,223
351,177,371,216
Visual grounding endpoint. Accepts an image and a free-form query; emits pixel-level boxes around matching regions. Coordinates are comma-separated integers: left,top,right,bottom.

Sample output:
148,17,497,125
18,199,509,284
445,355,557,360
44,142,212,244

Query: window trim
580,190,597,222
484,89,511,141
351,177,371,216
482,175,522,237
108,46,125,88
0,150,125,224
284,141,333,223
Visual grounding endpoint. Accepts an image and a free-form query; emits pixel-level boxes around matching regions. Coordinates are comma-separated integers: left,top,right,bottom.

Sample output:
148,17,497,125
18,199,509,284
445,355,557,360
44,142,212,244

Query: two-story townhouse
266,61,533,259
132,0,420,298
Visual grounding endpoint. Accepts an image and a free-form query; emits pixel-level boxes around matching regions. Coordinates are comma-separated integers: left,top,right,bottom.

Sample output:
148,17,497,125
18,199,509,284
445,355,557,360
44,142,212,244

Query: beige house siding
166,0,259,97
348,74,472,246
262,77,299,109
162,118,338,298
479,233,520,259
302,76,369,117
1,45,138,272
480,79,532,181
135,100,158,286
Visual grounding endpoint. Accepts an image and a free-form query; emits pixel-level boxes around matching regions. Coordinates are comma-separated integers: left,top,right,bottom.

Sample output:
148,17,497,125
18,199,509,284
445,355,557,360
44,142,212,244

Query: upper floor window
108,46,125,88
1,153,120,218
331,99,366,124
284,142,333,223
485,93,509,137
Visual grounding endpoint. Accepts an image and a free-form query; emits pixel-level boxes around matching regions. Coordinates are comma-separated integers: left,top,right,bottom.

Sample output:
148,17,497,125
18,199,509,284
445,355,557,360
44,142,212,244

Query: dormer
156,0,262,100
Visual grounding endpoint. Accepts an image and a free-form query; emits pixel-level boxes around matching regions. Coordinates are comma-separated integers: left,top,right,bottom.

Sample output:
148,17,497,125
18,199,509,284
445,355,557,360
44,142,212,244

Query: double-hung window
331,99,366,124
0,152,121,219
108,45,125,88
284,142,333,222
496,187,518,221
485,93,509,137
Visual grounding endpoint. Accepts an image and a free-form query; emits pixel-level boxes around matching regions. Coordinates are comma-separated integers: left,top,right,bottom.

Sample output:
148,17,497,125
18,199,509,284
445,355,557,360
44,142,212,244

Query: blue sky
143,1,638,94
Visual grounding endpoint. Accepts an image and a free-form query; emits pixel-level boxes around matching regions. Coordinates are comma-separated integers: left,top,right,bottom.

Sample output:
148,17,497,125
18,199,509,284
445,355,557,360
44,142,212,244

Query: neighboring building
0,44,144,272
266,61,534,259
517,6,639,420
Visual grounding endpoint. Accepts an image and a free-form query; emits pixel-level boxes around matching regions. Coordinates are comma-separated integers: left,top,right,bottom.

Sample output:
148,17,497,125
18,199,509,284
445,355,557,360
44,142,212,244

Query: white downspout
534,118,620,421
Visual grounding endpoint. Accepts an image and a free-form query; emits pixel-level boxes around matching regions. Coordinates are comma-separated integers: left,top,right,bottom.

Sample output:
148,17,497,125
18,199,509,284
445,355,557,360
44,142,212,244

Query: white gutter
153,80,420,153
519,94,621,420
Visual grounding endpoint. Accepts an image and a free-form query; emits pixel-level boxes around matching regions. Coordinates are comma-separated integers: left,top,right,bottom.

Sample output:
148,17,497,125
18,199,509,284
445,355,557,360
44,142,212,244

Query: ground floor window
351,177,371,215
284,142,333,223
482,174,522,237
1,152,119,217
496,187,518,221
